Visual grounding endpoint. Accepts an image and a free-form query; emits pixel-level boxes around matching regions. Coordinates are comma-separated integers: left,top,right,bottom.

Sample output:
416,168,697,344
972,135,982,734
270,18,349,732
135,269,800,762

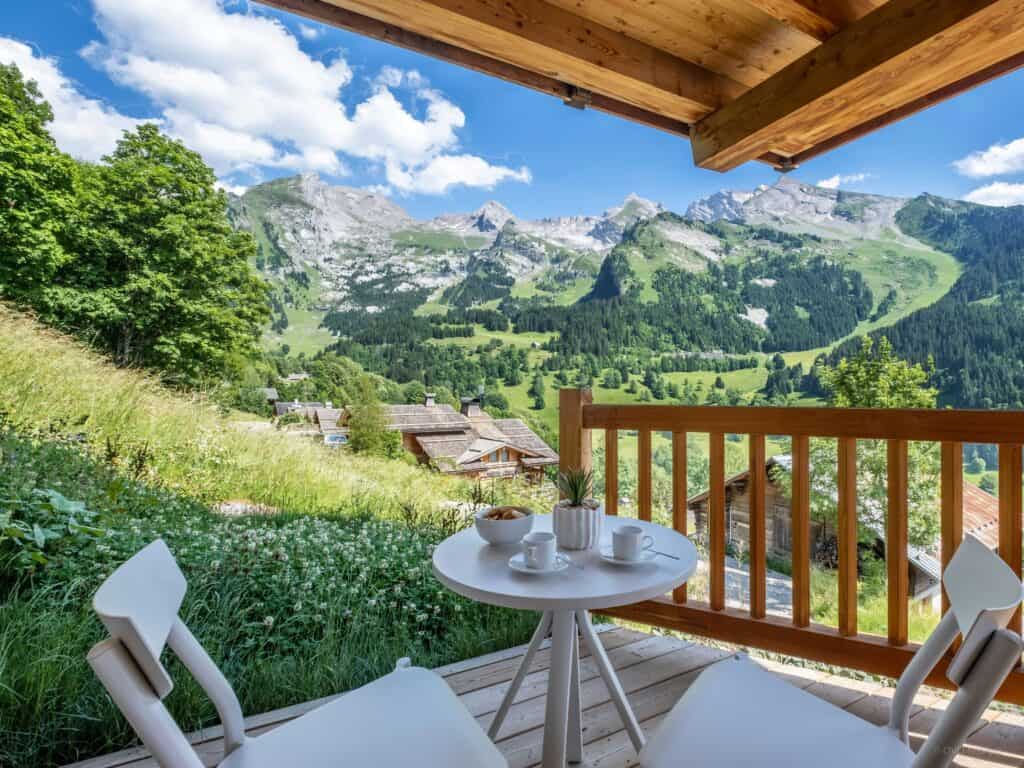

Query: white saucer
508,552,571,575
599,545,657,566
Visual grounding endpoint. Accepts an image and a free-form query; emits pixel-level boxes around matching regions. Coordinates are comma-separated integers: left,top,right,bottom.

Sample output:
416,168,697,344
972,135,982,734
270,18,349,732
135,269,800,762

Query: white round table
433,515,697,768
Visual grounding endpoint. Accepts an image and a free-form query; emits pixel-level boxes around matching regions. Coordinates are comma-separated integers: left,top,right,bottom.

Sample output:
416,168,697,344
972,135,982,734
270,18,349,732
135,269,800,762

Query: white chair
87,539,507,768
641,535,1024,768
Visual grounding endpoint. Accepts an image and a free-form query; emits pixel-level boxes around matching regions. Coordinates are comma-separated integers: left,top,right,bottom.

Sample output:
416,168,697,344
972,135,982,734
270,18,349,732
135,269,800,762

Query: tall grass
0,306,480,513
0,307,543,766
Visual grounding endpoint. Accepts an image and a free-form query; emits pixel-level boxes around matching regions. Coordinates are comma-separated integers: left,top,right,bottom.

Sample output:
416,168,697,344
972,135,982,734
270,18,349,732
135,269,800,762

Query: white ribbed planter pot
552,499,602,551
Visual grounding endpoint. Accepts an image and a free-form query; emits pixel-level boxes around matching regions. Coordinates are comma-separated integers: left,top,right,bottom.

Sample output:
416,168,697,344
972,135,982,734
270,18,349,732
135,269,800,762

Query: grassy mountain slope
827,196,1024,407
0,306,463,512
0,306,540,766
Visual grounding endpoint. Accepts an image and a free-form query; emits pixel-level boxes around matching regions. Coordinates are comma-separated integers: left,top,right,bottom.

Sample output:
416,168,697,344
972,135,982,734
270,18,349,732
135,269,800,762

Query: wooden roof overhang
263,0,1024,172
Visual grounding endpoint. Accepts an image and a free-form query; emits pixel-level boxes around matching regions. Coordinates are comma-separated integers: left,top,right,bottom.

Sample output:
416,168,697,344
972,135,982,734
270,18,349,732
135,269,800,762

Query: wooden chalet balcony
558,388,1024,705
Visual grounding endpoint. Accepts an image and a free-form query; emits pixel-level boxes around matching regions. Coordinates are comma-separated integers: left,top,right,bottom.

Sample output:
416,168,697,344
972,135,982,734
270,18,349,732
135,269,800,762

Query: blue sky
4,0,1024,220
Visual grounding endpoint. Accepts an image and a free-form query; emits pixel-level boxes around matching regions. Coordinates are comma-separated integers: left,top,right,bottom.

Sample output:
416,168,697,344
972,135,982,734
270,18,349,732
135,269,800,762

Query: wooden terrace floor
67,625,1024,768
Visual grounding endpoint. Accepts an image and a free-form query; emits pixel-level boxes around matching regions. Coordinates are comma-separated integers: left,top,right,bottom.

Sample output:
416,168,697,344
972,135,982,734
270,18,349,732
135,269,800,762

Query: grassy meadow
0,307,542,767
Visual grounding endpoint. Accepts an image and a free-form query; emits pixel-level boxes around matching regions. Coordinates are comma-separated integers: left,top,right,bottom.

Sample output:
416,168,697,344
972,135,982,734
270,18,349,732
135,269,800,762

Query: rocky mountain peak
605,193,664,224
685,188,754,223
472,200,515,232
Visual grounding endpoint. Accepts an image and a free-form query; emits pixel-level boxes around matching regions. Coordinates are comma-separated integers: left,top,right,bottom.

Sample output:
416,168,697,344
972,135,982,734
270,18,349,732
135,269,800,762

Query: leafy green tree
528,371,545,400
980,473,997,495
347,377,402,457
48,125,269,381
403,380,427,405
819,336,936,408
602,368,622,389
528,373,546,410
0,64,75,303
780,337,941,548
967,456,986,475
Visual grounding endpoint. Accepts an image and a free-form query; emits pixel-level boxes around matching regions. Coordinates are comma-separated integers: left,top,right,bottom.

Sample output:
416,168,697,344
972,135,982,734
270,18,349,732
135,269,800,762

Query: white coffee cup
613,525,654,561
522,531,557,570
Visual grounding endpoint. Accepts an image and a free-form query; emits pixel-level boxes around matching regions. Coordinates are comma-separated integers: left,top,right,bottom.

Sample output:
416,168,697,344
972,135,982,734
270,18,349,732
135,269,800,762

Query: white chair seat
640,656,914,768
220,666,506,768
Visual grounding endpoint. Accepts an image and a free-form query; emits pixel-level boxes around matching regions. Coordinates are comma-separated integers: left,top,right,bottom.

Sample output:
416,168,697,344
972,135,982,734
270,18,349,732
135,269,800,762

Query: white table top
432,515,697,611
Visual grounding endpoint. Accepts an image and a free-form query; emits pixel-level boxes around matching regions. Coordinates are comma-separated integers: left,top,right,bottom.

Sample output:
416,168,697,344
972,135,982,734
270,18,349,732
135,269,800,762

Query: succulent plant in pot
552,468,602,550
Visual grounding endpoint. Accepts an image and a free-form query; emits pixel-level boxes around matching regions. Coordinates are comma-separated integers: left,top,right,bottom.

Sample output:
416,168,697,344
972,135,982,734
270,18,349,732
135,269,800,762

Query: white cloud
954,138,1024,178
71,0,529,193
215,180,248,196
298,23,321,41
963,182,1024,207
0,36,150,160
817,172,872,190
389,154,532,195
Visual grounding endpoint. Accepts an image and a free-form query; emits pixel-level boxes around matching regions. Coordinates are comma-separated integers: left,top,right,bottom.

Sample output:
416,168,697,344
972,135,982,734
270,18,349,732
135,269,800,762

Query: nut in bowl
474,505,534,546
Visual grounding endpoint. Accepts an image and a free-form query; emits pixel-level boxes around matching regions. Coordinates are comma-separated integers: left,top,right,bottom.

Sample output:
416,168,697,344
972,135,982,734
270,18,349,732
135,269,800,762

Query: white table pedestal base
488,610,645,768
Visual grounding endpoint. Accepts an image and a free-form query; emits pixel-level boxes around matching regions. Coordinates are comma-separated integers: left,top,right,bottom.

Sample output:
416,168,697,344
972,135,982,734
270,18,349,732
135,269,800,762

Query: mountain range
229,173,931,320
228,173,1024,410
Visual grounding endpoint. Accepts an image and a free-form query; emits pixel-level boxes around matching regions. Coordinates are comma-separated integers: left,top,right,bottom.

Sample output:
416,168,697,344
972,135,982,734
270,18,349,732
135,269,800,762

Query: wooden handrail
583,403,1024,442
558,388,1024,705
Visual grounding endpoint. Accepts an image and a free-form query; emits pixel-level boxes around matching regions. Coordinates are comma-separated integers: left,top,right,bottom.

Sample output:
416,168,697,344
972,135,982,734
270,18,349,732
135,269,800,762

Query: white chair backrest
943,535,1023,685
888,535,1024,758
89,540,247,765
92,539,186,699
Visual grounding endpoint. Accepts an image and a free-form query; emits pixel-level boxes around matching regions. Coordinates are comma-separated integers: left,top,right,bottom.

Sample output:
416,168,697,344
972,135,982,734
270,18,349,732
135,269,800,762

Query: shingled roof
405,411,558,473
385,404,471,434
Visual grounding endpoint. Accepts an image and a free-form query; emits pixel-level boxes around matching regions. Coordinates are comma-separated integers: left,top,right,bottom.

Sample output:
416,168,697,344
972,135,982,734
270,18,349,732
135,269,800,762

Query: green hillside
0,307,540,767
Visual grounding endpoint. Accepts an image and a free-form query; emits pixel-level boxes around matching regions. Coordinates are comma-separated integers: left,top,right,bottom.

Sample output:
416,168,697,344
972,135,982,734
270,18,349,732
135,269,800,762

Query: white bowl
474,506,534,546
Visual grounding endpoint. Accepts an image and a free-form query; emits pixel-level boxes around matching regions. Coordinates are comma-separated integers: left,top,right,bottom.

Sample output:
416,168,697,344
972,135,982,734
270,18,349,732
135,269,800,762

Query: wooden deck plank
500,666,710,768
463,634,686,718
445,626,644,695
62,628,1024,768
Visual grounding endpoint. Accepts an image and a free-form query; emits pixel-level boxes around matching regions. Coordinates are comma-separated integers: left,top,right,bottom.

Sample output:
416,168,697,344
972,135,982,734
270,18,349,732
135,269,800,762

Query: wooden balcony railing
558,388,1024,704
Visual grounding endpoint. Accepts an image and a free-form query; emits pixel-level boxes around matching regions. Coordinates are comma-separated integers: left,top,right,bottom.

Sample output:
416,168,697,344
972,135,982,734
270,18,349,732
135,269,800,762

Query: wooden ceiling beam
691,0,1024,171
261,0,689,137
311,0,747,124
739,0,840,41
259,0,791,168
790,48,1024,166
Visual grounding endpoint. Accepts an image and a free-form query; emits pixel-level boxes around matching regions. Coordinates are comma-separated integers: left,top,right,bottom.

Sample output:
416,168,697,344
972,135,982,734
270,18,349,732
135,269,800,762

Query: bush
0,488,107,581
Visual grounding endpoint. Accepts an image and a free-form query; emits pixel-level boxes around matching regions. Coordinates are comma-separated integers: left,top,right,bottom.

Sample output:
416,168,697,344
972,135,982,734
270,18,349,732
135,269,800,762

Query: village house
688,454,1000,607
273,400,324,420
315,393,558,479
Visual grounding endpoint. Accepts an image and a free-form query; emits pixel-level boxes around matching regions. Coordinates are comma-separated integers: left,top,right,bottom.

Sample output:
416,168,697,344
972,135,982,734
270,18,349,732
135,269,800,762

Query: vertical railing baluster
672,431,687,603
710,432,726,611
558,388,592,478
749,434,767,619
999,443,1023,634
605,429,618,516
838,437,858,637
791,435,811,628
887,439,909,646
940,442,963,615
638,428,652,522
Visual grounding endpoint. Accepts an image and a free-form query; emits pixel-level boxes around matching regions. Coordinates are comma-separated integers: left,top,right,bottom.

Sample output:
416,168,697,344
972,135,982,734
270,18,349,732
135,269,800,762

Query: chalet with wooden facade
310,394,557,479
689,455,1000,605
389,395,558,480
